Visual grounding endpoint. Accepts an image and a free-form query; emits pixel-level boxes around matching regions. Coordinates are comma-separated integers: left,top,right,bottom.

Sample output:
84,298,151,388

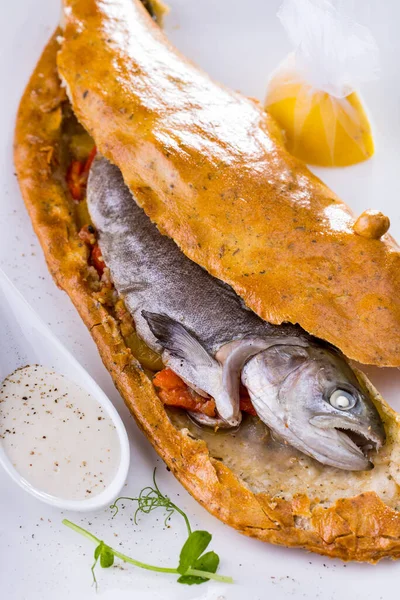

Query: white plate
1,1,400,598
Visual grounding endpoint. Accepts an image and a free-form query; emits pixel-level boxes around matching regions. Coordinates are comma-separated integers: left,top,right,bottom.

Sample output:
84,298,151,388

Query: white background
1,1,400,598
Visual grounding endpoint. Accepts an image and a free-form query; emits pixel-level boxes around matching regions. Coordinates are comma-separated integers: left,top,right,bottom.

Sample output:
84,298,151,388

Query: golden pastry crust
56,0,400,368
14,31,400,563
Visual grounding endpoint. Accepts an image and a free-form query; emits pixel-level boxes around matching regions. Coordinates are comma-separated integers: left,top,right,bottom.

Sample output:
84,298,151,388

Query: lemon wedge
265,76,374,167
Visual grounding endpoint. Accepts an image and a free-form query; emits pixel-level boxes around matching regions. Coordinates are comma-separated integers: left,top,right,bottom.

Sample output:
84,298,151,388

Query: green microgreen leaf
194,551,220,574
100,544,115,568
177,530,212,575
178,551,220,585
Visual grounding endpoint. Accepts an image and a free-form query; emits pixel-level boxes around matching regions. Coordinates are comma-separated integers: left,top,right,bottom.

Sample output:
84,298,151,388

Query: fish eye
329,389,357,410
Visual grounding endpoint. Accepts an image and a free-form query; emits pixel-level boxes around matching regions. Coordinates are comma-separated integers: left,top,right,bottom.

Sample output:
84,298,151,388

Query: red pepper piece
91,243,105,276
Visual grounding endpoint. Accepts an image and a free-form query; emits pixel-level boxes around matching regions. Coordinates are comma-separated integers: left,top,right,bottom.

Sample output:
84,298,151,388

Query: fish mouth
336,427,381,457
308,415,385,470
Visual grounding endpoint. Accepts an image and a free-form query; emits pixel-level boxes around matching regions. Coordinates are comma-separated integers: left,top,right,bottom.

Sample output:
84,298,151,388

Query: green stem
112,549,177,573
151,469,192,536
171,503,192,536
108,551,232,583
185,568,234,584
111,496,191,536
63,519,101,545
62,520,232,583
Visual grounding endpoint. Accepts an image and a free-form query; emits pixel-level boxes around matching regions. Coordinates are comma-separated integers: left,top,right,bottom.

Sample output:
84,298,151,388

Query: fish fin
142,311,241,426
142,311,215,367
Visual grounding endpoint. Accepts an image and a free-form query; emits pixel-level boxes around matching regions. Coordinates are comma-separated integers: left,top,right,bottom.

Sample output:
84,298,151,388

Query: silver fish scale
87,157,305,354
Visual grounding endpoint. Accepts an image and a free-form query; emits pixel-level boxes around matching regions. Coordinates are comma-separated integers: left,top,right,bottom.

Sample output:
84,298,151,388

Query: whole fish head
242,343,385,471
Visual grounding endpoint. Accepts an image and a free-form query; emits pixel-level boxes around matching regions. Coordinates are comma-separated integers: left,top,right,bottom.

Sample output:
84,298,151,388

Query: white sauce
0,365,121,500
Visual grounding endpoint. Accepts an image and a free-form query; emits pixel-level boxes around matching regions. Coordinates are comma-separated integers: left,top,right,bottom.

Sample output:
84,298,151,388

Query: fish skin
88,156,305,426
87,157,305,354
87,156,385,469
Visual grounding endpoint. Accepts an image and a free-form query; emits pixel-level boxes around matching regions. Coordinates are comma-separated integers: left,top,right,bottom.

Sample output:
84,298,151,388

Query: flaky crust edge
13,31,400,563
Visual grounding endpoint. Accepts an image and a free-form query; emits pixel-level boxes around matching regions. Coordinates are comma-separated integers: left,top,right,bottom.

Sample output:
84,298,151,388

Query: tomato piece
91,243,105,275
153,368,186,390
154,368,216,417
157,387,217,417
153,368,257,417
83,146,97,176
66,147,97,201
66,160,84,200
239,392,257,416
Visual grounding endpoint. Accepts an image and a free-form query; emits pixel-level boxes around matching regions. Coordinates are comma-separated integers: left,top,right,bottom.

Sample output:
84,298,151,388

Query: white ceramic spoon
0,268,130,511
